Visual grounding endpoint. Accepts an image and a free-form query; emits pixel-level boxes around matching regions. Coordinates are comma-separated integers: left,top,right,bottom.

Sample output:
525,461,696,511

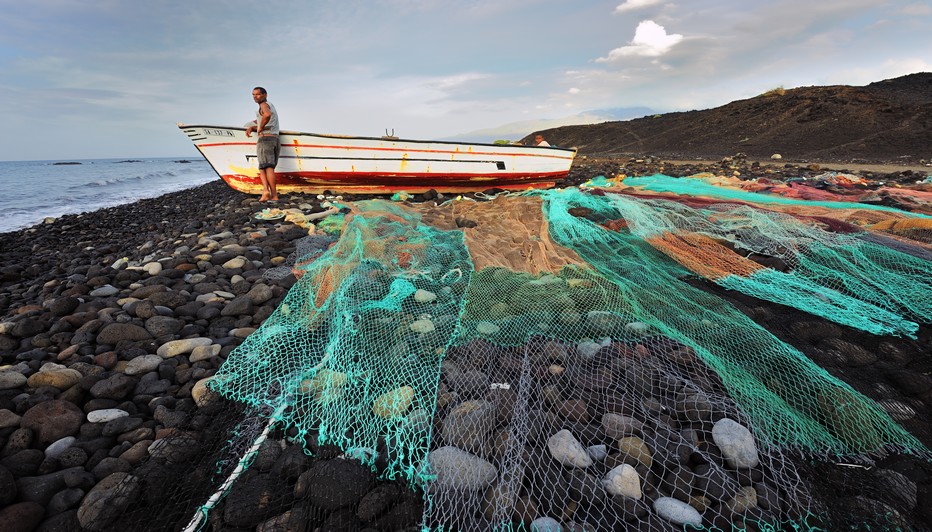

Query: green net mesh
111,178,929,531
209,200,473,484
537,187,926,455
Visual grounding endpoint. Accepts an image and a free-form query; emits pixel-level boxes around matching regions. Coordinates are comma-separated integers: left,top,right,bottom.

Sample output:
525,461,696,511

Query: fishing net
104,177,931,531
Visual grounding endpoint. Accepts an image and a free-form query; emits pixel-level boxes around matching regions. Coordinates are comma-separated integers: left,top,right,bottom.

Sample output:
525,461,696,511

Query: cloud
596,20,683,61
568,87,581,94
900,4,932,17
899,3,932,16
614,0,664,13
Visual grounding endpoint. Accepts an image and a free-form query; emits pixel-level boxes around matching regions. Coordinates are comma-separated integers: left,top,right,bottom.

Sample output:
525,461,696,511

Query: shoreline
4,154,929,239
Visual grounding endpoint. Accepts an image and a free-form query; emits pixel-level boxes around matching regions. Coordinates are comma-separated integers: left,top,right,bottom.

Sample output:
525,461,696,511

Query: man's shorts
257,136,280,169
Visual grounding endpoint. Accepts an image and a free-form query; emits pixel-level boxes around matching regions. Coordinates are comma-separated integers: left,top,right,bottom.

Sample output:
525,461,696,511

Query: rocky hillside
534,73,932,163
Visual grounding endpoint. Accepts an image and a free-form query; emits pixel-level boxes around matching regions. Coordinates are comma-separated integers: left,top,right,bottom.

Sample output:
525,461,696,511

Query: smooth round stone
45,436,77,459
530,517,562,531
654,497,702,527
586,310,625,331
725,485,758,513
157,338,213,358
0,408,22,428
213,290,236,299
27,368,82,390
602,413,644,439
90,285,120,297
228,328,256,339
410,319,435,333
576,341,601,359
427,446,497,491
87,409,130,423
117,297,140,306
143,262,163,275
373,386,414,419
192,377,220,407
603,463,641,498
221,244,246,254
0,371,27,390
617,436,652,468
124,355,163,376
404,408,431,433
442,400,496,450
414,289,437,303
222,257,246,269
190,344,222,362
624,321,650,335
547,429,592,468
298,368,348,395
586,444,607,461
195,293,224,304
230,274,246,284
247,284,274,305
711,418,760,469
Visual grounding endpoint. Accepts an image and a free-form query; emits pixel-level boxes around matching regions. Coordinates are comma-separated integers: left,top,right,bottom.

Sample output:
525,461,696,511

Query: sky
0,0,929,161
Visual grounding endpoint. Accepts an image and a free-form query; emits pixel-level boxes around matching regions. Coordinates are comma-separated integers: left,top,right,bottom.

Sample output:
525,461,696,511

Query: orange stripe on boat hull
221,171,562,195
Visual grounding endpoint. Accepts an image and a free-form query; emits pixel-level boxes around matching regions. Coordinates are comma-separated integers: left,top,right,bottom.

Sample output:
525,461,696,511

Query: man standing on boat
245,87,280,201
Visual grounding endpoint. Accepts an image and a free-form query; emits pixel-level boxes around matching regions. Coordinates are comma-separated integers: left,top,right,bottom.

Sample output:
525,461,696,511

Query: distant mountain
531,73,932,162
443,107,655,143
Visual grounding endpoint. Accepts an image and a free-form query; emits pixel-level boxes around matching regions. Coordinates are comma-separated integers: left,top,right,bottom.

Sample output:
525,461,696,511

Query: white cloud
568,87,581,94
596,20,683,61
614,0,664,13
899,3,932,16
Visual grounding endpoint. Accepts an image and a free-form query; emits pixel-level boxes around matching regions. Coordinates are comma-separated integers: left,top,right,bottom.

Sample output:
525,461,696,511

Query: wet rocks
20,401,84,446
711,418,760,469
427,446,498,491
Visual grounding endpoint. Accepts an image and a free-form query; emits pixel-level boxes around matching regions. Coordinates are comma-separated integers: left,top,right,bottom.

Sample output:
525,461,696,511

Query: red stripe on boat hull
220,170,565,195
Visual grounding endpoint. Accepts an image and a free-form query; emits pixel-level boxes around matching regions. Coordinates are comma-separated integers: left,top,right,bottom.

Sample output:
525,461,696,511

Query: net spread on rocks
103,183,931,531
2,171,930,531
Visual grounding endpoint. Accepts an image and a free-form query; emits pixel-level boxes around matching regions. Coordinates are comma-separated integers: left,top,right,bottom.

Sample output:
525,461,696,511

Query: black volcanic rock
531,72,932,163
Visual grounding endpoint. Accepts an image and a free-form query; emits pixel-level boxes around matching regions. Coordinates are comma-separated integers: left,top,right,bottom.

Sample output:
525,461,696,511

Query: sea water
0,157,217,234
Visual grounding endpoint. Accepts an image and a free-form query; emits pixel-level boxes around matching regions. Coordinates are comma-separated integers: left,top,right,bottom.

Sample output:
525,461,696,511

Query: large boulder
20,400,84,445
77,472,139,531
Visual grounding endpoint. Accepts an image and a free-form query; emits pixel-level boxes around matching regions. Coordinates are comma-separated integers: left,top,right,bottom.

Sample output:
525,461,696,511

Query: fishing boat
178,124,576,195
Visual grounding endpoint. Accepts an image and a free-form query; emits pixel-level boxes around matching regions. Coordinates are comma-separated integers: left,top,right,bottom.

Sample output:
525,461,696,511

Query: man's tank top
257,101,279,135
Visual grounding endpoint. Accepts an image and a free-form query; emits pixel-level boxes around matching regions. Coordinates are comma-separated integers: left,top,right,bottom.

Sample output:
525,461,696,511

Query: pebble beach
1,157,930,530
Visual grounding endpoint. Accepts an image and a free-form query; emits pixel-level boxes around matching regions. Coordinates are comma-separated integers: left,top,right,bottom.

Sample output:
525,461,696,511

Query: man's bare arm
256,102,272,133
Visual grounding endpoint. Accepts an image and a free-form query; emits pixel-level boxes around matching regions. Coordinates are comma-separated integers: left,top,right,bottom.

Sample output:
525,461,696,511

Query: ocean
0,157,218,234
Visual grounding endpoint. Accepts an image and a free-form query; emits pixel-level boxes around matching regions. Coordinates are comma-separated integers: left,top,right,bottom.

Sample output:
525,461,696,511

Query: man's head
534,135,544,144
252,87,268,103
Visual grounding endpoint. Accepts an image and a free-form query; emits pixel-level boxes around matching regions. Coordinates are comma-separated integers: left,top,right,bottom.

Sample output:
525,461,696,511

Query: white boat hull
178,124,576,194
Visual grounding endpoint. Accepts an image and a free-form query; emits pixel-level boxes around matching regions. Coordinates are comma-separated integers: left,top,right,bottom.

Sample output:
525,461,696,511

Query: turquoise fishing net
198,185,929,530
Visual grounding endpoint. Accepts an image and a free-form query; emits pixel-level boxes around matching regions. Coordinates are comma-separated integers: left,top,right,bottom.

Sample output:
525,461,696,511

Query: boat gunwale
177,124,578,154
